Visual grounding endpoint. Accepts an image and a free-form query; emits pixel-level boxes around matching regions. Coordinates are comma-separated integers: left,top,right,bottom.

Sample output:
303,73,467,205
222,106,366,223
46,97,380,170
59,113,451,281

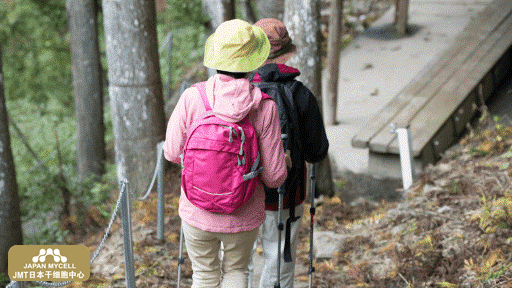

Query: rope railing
8,32,188,287
7,180,128,288
8,141,167,288
129,141,165,202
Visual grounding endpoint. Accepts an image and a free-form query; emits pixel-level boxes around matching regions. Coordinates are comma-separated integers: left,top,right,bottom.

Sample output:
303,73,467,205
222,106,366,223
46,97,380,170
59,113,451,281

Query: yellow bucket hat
204,19,270,73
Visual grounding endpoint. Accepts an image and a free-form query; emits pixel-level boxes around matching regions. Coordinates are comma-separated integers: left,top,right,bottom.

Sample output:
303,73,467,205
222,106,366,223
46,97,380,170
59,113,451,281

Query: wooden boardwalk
351,0,512,165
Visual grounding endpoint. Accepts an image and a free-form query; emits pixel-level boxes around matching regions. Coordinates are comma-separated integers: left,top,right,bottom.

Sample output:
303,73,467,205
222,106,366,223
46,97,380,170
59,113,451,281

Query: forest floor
68,111,512,288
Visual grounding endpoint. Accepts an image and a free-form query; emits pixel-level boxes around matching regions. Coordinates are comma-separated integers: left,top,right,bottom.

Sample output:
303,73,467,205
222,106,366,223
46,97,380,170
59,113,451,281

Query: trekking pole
177,223,185,288
308,163,316,288
274,185,285,288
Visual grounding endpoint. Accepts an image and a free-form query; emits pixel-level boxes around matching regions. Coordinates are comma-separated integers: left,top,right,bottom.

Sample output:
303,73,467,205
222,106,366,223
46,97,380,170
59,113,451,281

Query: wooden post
326,0,343,125
395,0,410,35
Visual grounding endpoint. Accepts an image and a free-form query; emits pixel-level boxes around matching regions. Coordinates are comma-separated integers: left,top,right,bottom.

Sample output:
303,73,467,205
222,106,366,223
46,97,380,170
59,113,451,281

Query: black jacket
250,63,329,210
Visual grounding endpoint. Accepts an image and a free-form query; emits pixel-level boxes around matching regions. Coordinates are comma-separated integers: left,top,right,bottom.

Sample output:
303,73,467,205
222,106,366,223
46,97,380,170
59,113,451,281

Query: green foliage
449,181,462,194
7,98,116,244
464,250,510,284
24,219,68,245
160,0,208,29
0,272,10,287
1,0,207,244
436,282,458,288
469,148,489,157
472,190,512,233
157,0,208,93
0,0,72,105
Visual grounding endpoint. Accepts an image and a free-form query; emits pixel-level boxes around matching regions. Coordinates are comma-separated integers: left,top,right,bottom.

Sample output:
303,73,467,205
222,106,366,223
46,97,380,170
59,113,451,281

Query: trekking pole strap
283,215,301,262
275,185,285,288
308,163,316,287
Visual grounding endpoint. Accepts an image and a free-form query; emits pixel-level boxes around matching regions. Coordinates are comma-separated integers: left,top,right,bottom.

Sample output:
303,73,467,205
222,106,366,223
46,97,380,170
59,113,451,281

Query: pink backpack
180,82,271,214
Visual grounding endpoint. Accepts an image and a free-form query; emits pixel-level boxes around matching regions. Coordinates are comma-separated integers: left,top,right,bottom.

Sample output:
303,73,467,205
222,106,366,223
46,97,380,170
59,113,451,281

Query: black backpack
254,81,304,262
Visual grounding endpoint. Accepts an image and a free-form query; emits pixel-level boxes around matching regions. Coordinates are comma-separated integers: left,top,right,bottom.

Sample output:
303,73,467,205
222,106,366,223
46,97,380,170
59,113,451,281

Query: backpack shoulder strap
261,92,272,101
256,82,302,150
192,82,212,111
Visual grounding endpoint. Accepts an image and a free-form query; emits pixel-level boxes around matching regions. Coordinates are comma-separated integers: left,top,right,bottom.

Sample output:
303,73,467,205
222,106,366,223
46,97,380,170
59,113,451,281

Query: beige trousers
182,221,260,288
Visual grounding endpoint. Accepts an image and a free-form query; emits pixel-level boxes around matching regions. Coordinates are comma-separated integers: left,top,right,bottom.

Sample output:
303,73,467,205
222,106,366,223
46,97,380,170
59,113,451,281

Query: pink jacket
164,74,287,233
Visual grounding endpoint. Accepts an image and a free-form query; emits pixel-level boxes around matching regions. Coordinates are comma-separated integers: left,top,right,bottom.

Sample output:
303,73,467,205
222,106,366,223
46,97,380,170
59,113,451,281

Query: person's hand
285,149,292,168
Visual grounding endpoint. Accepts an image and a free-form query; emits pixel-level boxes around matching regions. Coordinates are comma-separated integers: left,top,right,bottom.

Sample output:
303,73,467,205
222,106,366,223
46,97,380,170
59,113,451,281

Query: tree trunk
284,0,334,197
254,0,285,21
240,0,257,24
203,0,236,33
284,0,322,99
0,44,23,275
66,0,106,180
202,0,236,77
394,0,409,35
325,0,343,125
102,0,166,194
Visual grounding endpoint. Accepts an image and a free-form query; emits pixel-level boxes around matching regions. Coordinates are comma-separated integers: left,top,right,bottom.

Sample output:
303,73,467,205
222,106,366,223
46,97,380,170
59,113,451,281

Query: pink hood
204,74,263,122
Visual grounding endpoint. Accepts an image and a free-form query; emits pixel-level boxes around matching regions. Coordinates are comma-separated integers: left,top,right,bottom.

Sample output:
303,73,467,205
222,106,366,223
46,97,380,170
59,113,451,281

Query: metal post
390,124,415,190
120,181,136,288
164,32,173,101
157,141,165,240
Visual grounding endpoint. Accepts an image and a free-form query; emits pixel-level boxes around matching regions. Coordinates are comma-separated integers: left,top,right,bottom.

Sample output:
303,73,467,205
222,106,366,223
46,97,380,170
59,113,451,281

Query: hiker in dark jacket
248,18,329,288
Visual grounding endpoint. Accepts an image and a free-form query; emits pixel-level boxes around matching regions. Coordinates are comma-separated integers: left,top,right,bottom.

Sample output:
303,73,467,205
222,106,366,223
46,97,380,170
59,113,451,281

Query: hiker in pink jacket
163,19,287,288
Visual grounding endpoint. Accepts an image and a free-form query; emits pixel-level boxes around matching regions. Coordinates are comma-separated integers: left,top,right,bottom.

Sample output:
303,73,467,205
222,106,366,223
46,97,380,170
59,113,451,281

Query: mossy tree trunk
66,0,106,180
102,0,166,194
254,0,285,21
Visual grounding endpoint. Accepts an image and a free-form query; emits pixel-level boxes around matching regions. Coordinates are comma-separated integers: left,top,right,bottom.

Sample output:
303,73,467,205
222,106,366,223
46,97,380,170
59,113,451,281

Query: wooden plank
362,1,512,151
493,46,512,85
391,11,512,155
431,120,456,158
368,97,427,153
351,0,511,149
480,72,495,102
409,6,512,101
420,142,436,165
406,18,512,156
401,0,511,97
452,90,478,135
351,56,443,148
351,95,409,148
410,31,512,157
